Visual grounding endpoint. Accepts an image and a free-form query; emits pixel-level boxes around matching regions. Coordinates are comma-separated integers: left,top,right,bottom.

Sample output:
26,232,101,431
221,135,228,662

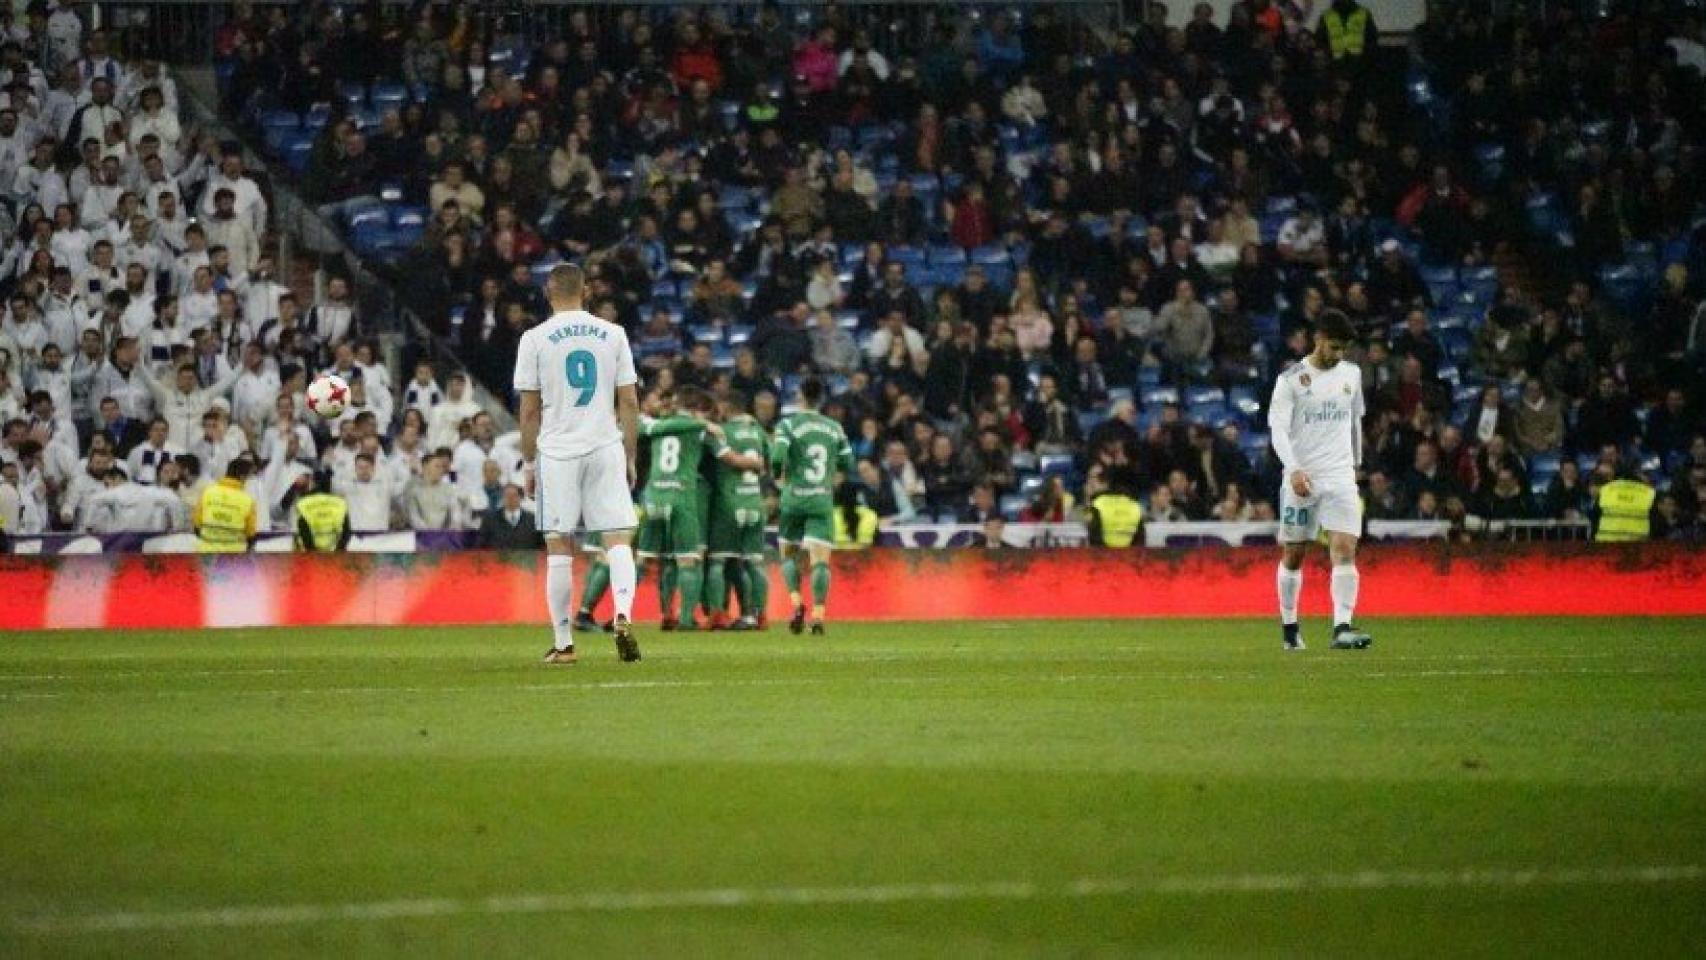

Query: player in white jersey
1267,310,1373,652
514,264,643,664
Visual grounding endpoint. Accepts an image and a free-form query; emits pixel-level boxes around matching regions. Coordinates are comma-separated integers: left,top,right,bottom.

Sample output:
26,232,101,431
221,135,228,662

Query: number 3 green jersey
710,414,770,513
770,411,854,514
641,415,709,498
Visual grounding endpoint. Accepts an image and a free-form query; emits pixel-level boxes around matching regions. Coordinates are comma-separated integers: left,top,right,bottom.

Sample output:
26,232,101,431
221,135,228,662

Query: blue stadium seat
1106,386,1134,405
1039,454,1076,476
719,186,753,212
928,244,967,266
370,81,408,110
999,494,1027,520
283,136,315,173
1077,411,1106,435
726,324,753,346
886,246,925,268
349,220,392,256
1184,386,1225,406
1439,327,1472,361
346,205,389,230
337,81,366,108
1421,264,1459,305
651,279,681,300
970,245,1011,265
1188,401,1229,425
1142,387,1180,407
834,310,860,330
693,326,725,346
390,205,427,230
1228,386,1260,417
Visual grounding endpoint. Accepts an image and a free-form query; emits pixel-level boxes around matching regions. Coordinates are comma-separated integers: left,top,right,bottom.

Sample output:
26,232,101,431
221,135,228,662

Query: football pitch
2,618,1704,957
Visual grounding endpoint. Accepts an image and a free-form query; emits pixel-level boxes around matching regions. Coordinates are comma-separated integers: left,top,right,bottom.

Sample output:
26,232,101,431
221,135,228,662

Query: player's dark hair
677,385,713,414
1315,309,1356,343
798,376,824,407
226,458,255,481
725,390,751,414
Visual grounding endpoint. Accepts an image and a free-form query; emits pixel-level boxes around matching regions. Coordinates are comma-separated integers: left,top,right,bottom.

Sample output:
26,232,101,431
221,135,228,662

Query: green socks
579,561,610,615
747,560,769,617
704,560,727,616
676,564,703,624
660,562,679,620
810,562,830,608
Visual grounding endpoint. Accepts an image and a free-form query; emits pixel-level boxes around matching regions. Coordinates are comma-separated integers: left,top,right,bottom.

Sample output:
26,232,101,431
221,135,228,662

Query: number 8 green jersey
640,415,709,496
770,410,854,514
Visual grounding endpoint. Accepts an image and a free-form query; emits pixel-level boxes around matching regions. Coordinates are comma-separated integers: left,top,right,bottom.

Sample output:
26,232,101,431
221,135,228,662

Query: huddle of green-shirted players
571,377,852,635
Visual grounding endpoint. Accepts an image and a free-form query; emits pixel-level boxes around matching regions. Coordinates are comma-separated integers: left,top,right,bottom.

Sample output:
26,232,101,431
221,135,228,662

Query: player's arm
616,383,639,488
1351,375,1366,469
517,390,542,463
1266,375,1308,495
769,422,791,482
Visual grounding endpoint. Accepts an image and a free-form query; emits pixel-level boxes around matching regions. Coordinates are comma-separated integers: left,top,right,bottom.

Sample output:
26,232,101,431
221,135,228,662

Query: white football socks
1276,564,1303,625
1331,564,1360,627
606,544,637,621
546,554,574,651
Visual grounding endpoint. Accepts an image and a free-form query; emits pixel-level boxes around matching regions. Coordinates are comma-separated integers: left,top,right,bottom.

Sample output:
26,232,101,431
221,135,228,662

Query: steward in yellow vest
833,485,879,549
1594,477,1655,542
295,474,352,551
1319,0,1375,61
194,459,258,553
1088,493,1144,548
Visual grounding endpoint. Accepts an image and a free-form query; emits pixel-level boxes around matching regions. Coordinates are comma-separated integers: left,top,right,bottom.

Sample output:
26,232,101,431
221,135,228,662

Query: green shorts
709,506,768,560
777,508,833,548
637,497,704,560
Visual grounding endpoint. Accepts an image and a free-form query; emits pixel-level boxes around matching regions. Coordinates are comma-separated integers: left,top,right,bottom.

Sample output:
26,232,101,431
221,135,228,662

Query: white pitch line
12,864,1702,935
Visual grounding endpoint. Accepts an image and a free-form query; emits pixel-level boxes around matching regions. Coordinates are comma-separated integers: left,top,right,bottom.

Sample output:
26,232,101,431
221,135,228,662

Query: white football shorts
1278,482,1361,543
537,442,637,536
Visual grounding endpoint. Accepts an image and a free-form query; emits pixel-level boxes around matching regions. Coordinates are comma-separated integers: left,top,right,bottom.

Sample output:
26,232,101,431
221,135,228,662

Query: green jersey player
637,386,763,630
706,392,771,630
770,377,854,635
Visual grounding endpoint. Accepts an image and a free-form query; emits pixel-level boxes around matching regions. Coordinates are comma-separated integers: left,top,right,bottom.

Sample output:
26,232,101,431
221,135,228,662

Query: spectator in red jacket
670,22,723,93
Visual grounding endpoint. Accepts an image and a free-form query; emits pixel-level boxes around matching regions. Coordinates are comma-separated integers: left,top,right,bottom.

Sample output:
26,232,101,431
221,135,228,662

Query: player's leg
778,510,808,634
539,455,580,664
575,533,609,631
672,503,707,630
704,509,734,629
804,512,834,635
1323,489,1371,649
583,443,641,662
736,517,769,629
1276,484,1314,651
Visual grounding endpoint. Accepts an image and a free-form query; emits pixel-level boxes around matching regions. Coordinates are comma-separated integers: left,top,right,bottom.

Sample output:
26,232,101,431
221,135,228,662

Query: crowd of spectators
220,0,1706,541
0,1,543,542
11,0,1706,545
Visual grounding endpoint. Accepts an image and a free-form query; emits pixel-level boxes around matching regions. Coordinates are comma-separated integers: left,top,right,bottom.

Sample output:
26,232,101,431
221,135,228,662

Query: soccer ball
306,374,351,419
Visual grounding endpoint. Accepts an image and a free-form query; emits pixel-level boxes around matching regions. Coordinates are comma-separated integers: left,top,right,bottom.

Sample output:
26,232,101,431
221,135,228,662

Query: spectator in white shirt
229,342,280,435
13,139,68,212
0,107,30,191
151,189,188,262
125,416,180,485
140,357,240,448
198,152,267,238
426,372,480,451
190,406,248,482
90,336,152,421
202,187,259,278
171,221,208,294
258,396,316,465
179,264,217,330
76,30,124,92
59,443,113,527
305,275,355,352
84,463,190,533
127,85,178,154
75,236,120,310
70,77,121,153
407,453,466,530
452,411,500,493
402,360,443,416
335,453,393,531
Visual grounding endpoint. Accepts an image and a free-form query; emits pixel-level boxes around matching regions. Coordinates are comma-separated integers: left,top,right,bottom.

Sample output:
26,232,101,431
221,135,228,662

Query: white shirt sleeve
613,328,638,388
1351,374,1366,468
511,330,540,392
1267,373,1298,475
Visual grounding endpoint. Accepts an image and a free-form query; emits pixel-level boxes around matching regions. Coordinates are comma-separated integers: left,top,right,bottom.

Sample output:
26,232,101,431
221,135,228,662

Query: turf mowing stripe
13,865,1703,934
0,666,1677,700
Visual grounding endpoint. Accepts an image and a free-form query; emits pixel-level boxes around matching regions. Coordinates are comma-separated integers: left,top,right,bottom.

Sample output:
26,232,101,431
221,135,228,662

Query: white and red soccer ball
306,374,351,419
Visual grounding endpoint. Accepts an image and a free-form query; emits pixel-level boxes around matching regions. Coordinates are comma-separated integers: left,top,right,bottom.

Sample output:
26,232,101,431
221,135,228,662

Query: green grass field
3,618,1704,957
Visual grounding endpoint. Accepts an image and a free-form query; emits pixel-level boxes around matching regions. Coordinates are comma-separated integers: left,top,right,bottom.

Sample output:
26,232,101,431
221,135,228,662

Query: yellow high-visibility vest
833,505,879,548
195,479,255,553
1091,494,1144,548
1595,479,1654,542
295,493,349,551
1324,7,1370,59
